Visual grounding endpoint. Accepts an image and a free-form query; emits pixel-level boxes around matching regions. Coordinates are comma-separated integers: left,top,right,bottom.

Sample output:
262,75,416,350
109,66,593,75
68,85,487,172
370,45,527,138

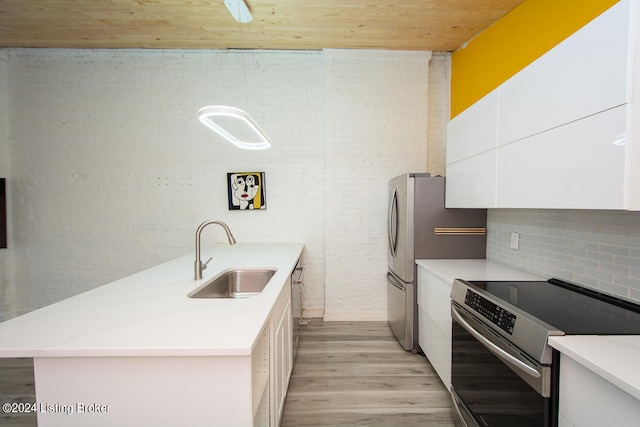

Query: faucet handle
201,257,213,271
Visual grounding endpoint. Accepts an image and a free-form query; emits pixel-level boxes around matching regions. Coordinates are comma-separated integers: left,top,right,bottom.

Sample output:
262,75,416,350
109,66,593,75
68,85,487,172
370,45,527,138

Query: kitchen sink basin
188,268,277,299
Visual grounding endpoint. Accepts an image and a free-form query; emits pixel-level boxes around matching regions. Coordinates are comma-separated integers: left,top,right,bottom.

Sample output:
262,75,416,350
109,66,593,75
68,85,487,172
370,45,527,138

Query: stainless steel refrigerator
387,173,486,351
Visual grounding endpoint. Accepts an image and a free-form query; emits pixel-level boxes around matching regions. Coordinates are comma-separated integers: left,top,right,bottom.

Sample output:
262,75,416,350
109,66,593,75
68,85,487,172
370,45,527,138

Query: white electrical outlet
510,232,520,250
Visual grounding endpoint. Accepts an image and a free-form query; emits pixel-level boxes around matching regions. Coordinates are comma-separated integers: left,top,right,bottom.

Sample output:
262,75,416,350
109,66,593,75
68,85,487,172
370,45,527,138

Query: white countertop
0,243,303,358
416,260,640,402
549,335,640,401
415,259,545,283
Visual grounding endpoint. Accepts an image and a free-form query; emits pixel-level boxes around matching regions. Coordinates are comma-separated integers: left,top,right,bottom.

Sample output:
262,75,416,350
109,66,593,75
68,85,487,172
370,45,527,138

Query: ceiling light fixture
199,106,270,150
199,0,269,150
224,0,252,23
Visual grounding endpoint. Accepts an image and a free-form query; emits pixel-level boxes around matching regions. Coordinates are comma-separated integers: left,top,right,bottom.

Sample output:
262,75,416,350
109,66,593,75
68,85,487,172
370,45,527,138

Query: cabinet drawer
425,272,453,338
419,306,451,390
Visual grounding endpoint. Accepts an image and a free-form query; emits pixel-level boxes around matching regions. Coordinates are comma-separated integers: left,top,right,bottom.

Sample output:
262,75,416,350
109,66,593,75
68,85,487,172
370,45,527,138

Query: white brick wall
11,48,639,321
427,52,450,177
323,50,430,320
488,209,640,303
4,48,327,318
0,50,16,318
1,48,432,321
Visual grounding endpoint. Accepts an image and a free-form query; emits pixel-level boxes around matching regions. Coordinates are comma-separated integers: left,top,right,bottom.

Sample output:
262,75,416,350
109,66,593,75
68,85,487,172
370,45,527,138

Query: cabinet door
426,272,453,338
274,300,292,424
447,89,499,164
424,316,451,391
417,268,452,390
426,271,452,390
496,105,627,209
559,355,640,427
498,0,630,146
445,150,497,208
271,284,293,427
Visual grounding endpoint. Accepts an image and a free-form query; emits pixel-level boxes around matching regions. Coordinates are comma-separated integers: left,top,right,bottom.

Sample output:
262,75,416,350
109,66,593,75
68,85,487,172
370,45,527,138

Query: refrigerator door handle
387,272,405,291
388,188,398,257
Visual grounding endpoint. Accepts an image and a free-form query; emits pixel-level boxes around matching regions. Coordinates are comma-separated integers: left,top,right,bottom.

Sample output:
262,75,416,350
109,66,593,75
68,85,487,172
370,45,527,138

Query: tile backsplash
487,209,640,302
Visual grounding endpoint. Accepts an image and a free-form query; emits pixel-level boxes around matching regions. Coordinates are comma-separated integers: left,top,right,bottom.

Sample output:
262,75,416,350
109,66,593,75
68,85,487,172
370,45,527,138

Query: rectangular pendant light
224,0,252,23
199,105,271,150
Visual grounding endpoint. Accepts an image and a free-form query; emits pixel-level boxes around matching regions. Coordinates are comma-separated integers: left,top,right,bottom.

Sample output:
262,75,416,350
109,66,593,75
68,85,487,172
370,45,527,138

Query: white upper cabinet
446,150,497,208
496,105,628,208
497,1,631,146
446,90,499,208
445,0,640,210
446,89,499,163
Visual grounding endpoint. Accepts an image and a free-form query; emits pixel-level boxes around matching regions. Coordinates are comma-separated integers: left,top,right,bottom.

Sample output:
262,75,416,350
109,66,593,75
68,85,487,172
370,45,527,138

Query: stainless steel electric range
450,278,640,427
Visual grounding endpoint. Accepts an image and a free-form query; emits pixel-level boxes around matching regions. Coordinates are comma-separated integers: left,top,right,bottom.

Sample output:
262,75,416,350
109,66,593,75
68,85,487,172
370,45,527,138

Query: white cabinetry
497,106,628,208
415,260,543,392
558,355,640,427
496,3,630,146
447,90,499,163
34,289,295,427
253,326,272,426
417,265,452,389
270,274,293,427
446,0,640,210
445,90,499,208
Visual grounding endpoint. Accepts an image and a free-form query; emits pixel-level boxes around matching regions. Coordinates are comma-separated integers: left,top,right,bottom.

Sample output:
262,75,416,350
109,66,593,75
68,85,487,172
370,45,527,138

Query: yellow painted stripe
450,0,619,118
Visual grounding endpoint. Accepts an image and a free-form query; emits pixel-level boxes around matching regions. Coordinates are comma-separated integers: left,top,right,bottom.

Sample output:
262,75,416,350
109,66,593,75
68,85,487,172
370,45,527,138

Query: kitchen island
0,242,303,427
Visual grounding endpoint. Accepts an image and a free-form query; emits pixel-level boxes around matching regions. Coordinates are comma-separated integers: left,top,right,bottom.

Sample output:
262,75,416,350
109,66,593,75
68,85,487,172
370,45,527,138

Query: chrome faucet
194,220,236,280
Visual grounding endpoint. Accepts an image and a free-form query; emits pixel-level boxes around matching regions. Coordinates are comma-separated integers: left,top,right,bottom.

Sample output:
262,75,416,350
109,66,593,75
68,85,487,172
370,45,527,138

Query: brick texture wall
323,50,430,320
1,48,432,320
4,49,326,318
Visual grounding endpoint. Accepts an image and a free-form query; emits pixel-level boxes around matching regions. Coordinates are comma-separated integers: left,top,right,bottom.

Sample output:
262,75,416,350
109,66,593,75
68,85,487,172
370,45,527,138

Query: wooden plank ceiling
0,0,525,51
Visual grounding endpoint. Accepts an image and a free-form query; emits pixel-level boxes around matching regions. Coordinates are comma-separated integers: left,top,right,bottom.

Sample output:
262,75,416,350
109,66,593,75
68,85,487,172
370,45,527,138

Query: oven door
450,302,557,427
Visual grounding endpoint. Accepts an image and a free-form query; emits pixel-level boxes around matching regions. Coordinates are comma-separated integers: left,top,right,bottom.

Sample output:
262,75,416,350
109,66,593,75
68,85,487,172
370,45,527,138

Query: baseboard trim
323,312,388,321
299,309,324,319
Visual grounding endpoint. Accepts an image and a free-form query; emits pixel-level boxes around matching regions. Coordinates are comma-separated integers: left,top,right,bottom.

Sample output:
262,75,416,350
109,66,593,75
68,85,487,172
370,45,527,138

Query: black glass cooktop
468,279,640,335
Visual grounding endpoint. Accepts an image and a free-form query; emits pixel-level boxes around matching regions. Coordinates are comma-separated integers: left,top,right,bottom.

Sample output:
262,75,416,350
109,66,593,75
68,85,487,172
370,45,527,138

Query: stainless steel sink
188,268,277,299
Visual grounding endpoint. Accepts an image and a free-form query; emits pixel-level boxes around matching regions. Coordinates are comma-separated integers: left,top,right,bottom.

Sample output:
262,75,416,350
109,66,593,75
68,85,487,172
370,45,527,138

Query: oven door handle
452,305,541,379
450,388,479,427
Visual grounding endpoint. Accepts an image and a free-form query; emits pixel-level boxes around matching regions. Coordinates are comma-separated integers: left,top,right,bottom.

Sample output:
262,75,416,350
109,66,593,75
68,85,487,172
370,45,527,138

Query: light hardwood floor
0,358,36,426
281,320,455,427
0,321,454,426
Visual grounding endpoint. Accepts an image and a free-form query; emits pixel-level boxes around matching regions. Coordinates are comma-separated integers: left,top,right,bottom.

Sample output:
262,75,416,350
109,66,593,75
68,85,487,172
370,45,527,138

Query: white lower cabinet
446,89,499,165
270,280,293,426
31,312,292,427
417,265,451,390
558,354,640,427
252,326,272,426
448,102,631,209
415,260,544,392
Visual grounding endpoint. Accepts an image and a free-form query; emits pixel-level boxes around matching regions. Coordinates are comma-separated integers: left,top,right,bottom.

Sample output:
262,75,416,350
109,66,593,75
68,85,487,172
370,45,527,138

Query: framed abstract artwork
227,172,267,210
